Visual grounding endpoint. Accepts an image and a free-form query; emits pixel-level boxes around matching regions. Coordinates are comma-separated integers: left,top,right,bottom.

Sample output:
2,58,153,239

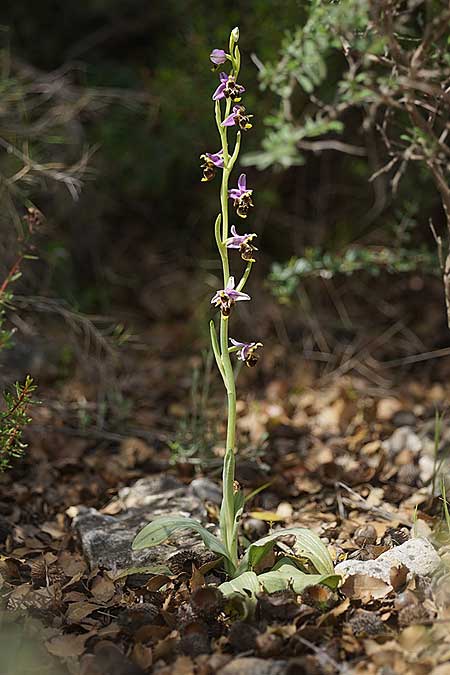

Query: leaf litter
1,333,450,674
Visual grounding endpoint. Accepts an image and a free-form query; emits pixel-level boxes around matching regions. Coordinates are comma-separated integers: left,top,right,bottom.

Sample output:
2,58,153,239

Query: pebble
392,410,417,427
384,426,422,456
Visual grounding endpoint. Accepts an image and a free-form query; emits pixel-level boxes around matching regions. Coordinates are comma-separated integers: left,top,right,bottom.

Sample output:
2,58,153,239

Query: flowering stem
213,53,243,569
208,29,252,573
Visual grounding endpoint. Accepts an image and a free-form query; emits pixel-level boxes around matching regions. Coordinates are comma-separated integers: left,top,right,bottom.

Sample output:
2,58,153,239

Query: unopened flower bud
210,49,227,66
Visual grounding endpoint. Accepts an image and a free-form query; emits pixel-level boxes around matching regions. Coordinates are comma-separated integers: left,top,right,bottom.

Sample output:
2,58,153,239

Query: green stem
220,315,237,565
214,99,239,568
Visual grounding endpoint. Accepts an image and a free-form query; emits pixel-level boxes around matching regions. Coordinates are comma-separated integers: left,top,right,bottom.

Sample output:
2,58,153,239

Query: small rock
418,455,435,484
335,538,441,585
190,477,222,505
394,589,419,611
376,397,403,422
276,502,293,519
384,426,422,456
218,657,287,675
392,410,417,427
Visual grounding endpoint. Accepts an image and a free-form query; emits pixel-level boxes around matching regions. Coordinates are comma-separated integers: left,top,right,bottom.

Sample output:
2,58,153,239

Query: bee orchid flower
200,150,224,181
228,173,254,218
211,276,250,317
213,72,245,102
226,225,257,261
229,338,263,367
221,105,253,130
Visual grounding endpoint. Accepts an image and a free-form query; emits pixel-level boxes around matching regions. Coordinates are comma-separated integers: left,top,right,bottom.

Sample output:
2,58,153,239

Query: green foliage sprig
270,245,438,301
248,0,450,317
0,209,40,469
0,376,36,470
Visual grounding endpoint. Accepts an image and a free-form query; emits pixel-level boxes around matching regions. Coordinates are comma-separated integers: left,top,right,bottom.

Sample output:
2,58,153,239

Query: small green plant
441,479,450,537
0,376,36,470
169,349,219,468
431,410,445,497
133,29,339,598
0,209,39,468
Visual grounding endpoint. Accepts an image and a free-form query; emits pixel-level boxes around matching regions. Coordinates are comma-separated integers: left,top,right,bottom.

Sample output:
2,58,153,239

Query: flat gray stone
73,475,209,571
218,658,287,675
335,537,441,583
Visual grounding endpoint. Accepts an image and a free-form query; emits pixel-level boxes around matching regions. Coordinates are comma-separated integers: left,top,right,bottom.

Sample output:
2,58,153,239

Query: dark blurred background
1,0,449,398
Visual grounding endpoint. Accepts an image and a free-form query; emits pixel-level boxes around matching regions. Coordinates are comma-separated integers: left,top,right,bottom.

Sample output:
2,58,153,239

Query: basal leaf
219,571,260,620
258,563,340,594
238,527,334,575
132,516,229,559
219,570,260,599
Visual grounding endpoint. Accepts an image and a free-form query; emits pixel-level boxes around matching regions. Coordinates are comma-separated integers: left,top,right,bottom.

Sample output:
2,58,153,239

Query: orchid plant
133,28,338,599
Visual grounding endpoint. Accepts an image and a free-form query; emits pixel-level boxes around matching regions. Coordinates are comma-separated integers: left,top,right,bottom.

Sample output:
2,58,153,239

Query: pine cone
168,549,205,575
348,609,387,637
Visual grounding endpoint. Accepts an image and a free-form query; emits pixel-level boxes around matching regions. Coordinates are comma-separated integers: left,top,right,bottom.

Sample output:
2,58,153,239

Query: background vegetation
1,0,450,451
